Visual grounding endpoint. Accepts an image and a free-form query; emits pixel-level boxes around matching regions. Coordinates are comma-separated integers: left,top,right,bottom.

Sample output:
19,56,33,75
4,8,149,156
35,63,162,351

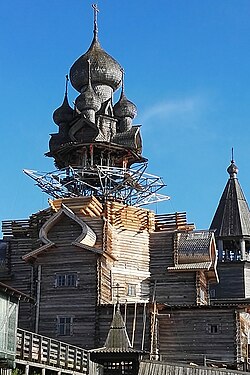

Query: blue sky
1,0,250,234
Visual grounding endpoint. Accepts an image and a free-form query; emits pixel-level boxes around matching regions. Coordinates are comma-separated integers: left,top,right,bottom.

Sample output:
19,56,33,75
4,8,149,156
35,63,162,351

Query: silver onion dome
75,59,101,113
69,36,123,93
53,76,74,125
114,91,137,119
227,160,238,178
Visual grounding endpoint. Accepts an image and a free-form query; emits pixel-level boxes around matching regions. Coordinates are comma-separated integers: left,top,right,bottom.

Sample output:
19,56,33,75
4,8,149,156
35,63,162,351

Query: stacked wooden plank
105,201,155,232
49,196,103,217
155,212,195,232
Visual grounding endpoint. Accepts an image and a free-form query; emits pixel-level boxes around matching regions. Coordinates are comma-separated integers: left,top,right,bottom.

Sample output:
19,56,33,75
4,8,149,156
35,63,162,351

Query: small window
57,316,73,336
210,289,216,298
127,284,136,297
199,288,206,302
207,323,220,334
55,273,78,287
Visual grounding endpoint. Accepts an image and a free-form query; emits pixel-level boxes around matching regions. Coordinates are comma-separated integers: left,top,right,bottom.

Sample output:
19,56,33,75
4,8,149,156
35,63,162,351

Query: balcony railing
16,328,89,374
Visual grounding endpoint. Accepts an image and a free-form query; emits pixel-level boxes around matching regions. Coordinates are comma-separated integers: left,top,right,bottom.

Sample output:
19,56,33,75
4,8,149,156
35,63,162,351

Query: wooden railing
16,328,89,374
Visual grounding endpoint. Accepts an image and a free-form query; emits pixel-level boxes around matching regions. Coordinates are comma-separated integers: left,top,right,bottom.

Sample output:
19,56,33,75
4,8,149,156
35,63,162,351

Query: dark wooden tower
210,158,250,299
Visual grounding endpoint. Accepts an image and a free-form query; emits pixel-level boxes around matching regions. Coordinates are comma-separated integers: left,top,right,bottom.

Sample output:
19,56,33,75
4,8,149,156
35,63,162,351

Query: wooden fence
16,328,90,374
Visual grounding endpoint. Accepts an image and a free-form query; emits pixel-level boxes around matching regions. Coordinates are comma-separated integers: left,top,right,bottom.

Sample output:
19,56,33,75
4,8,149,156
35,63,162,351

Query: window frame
54,272,78,288
207,323,221,334
127,283,137,297
56,315,74,336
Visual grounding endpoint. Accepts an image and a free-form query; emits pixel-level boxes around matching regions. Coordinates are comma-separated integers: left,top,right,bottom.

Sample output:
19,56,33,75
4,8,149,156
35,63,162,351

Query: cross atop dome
92,4,99,39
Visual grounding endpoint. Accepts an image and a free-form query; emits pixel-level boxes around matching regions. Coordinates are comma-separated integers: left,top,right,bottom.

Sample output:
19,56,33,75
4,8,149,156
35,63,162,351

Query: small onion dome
227,160,238,178
114,92,137,119
69,36,123,93
53,95,74,125
75,84,101,112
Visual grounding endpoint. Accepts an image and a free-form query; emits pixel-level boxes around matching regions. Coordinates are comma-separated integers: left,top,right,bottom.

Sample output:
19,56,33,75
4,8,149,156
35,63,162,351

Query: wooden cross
112,283,123,304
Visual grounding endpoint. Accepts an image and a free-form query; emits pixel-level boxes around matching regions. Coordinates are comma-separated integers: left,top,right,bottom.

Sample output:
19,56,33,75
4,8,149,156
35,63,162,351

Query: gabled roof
22,204,100,261
210,160,250,238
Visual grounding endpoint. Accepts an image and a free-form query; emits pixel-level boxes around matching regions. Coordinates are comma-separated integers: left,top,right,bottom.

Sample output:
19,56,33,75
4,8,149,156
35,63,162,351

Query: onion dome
227,160,238,178
114,71,137,119
114,91,137,119
227,148,238,178
69,6,122,93
53,75,74,125
75,60,101,112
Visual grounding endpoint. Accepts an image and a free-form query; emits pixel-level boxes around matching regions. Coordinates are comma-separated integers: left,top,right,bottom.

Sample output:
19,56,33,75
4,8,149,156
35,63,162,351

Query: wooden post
124,300,127,325
35,265,42,333
150,280,157,358
141,302,147,351
131,302,137,347
240,239,246,260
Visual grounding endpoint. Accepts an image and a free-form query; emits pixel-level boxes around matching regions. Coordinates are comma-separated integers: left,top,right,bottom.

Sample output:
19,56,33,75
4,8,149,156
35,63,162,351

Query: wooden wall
0,233,34,331
34,214,99,348
150,232,197,305
104,202,152,304
210,263,245,300
157,307,238,366
244,263,250,298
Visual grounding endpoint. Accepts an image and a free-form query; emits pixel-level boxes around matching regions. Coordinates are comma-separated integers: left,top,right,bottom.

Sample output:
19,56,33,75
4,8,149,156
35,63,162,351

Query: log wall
158,307,238,365
150,232,197,305
210,263,245,300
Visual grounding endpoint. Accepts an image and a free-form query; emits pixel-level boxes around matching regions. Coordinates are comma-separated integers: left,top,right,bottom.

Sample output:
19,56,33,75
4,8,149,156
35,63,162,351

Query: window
210,289,216,298
207,323,221,334
199,288,206,303
57,316,73,336
55,273,78,287
127,284,136,297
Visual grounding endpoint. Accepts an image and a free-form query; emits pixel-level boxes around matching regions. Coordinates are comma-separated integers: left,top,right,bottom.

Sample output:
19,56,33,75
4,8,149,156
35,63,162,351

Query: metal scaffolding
23,163,170,206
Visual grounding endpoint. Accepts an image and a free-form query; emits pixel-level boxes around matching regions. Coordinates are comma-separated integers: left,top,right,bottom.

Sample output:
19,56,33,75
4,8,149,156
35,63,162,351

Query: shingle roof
91,304,136,353
210,161,250,238
177,231,214,263
168,261,212,271
104,306,132,351
112,126,140,149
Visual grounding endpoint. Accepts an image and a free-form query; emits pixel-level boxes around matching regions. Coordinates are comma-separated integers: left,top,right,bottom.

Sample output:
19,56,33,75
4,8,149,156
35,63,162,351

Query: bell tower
210,153,250,300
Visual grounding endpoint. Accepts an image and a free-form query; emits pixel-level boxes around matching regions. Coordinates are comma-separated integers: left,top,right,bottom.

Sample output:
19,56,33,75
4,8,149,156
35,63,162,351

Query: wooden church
1,4,250,372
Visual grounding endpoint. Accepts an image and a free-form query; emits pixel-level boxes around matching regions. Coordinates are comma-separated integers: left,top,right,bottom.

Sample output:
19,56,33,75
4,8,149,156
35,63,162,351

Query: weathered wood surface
211,263,245,300
150,232,197,305
49,196,103,217
155,212,194,232
139,360,249,375
16,328,89,373
97,303,151,351
157,308,237,365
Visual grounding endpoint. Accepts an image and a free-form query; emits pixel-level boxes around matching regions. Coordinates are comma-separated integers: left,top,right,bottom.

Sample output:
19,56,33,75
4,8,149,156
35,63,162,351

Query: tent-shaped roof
91,304,136,353
210,160,250,238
